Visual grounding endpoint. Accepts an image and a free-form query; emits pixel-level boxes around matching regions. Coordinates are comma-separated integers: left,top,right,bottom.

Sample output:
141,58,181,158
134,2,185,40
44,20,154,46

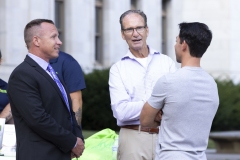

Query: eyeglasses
122,25,147,34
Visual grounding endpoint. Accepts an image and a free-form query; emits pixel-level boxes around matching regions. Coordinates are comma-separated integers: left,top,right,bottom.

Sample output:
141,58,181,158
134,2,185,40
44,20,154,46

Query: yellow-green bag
74,128,118,160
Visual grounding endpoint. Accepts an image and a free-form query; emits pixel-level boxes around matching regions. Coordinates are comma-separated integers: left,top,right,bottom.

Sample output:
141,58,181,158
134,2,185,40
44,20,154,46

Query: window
95,0,103,64
162,0,169,55
55,0,65,51
131,0,138,10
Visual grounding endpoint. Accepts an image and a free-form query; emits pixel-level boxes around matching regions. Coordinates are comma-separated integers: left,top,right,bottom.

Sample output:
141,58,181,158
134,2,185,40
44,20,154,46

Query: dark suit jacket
7,55,84,160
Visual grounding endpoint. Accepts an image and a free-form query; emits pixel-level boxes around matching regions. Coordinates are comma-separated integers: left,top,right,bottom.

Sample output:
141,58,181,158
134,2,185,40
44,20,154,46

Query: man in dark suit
7,19,84,160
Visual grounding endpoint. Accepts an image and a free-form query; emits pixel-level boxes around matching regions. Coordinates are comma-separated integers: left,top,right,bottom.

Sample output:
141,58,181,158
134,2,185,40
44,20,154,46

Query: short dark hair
0,49,2,60
24,19,54,49
119,10,147,30
178,22,212,58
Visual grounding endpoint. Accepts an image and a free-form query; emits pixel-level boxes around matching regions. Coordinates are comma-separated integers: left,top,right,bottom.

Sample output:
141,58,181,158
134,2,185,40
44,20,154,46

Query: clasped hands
71,137,85,159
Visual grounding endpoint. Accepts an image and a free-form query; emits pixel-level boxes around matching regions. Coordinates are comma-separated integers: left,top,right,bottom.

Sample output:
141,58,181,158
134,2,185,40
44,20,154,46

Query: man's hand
71,137,85,158
154,110,163,125
71,152,76,159
0,103,13,123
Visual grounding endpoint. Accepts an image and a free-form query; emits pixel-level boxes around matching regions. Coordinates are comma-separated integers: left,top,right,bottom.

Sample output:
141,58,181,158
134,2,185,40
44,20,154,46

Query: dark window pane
95,1,103,64
55,0,64,51
55,2,60,28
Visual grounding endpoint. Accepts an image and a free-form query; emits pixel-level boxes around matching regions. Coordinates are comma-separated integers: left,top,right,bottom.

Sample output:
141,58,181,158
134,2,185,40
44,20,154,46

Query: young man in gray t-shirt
140,22,219,160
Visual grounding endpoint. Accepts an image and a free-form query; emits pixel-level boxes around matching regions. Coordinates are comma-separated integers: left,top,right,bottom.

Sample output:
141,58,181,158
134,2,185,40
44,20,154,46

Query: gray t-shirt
148,67,219,160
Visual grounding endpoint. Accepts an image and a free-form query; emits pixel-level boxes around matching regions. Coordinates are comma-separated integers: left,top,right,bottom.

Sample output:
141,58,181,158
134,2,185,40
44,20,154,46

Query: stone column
138,0,162,52
0,0,54,81
229,0,240,83
102,0,130,67
64,0,95,72
164,0,183,66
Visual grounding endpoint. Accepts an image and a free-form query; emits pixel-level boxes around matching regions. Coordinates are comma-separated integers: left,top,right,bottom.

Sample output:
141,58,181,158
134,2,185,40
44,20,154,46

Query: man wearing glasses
109,10,176,159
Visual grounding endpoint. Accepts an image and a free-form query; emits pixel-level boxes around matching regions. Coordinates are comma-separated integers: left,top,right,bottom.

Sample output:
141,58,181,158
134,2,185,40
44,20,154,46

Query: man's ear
32,36,40,47
182,40,188,51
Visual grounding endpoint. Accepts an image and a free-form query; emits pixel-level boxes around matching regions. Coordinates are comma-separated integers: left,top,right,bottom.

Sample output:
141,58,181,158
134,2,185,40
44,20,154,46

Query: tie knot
47,64,57,79
47,64,53,71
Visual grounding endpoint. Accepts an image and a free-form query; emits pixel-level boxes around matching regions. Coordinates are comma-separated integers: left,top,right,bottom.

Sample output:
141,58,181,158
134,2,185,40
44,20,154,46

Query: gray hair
119,10,147,30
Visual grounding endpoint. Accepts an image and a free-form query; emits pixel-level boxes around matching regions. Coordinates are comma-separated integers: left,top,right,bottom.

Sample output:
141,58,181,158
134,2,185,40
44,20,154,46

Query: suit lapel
24,56,70,111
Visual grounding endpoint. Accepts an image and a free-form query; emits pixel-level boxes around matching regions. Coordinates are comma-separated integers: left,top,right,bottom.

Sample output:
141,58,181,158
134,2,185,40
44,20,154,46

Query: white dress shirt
109,46,176,126
27,53,49,71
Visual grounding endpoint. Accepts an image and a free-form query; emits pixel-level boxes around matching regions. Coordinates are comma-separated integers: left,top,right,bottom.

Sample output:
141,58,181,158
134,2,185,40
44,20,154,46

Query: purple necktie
47,64,71,113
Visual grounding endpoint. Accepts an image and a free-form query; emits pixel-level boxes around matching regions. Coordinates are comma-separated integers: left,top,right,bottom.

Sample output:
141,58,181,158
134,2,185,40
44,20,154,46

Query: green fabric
74,128,118,160
0,89,7,93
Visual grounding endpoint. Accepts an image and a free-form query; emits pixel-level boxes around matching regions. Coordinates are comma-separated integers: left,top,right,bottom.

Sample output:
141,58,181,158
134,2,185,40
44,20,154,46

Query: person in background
140,22,219,160
7,19,84,160
109,10,176,160
50,51,86,125
0,50,14,124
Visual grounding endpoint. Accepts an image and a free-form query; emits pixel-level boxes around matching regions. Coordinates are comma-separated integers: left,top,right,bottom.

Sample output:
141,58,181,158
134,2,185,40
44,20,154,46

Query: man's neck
181,57,201,68
130,46,149,58
28,48,49,62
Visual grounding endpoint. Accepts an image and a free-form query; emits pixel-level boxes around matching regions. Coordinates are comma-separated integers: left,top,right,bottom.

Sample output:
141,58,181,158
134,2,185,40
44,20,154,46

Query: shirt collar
121,45,160,60
27,53,49,71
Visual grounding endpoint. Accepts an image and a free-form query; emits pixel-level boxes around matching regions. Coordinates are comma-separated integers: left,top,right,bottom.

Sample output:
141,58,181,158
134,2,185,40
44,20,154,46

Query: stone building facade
0,0,239,83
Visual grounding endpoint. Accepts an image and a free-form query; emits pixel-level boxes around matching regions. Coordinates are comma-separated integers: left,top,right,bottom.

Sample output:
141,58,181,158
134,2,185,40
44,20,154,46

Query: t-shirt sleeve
62,57,86,93
147,75,167,110
0,80,9,111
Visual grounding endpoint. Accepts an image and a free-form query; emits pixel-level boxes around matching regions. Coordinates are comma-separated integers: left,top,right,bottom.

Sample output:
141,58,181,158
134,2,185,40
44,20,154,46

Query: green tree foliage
211,80,240,131
82,69,119,131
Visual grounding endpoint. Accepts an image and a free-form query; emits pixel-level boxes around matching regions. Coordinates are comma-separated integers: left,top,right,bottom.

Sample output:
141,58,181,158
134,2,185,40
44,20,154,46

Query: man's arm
141,76,168,127
140,102,160,127
109,64,146,122
60,53,85,126
70,90,82,125
0,103,13,123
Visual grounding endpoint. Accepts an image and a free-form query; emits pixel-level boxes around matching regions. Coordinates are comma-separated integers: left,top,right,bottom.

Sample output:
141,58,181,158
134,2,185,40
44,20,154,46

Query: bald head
24,19,54,49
